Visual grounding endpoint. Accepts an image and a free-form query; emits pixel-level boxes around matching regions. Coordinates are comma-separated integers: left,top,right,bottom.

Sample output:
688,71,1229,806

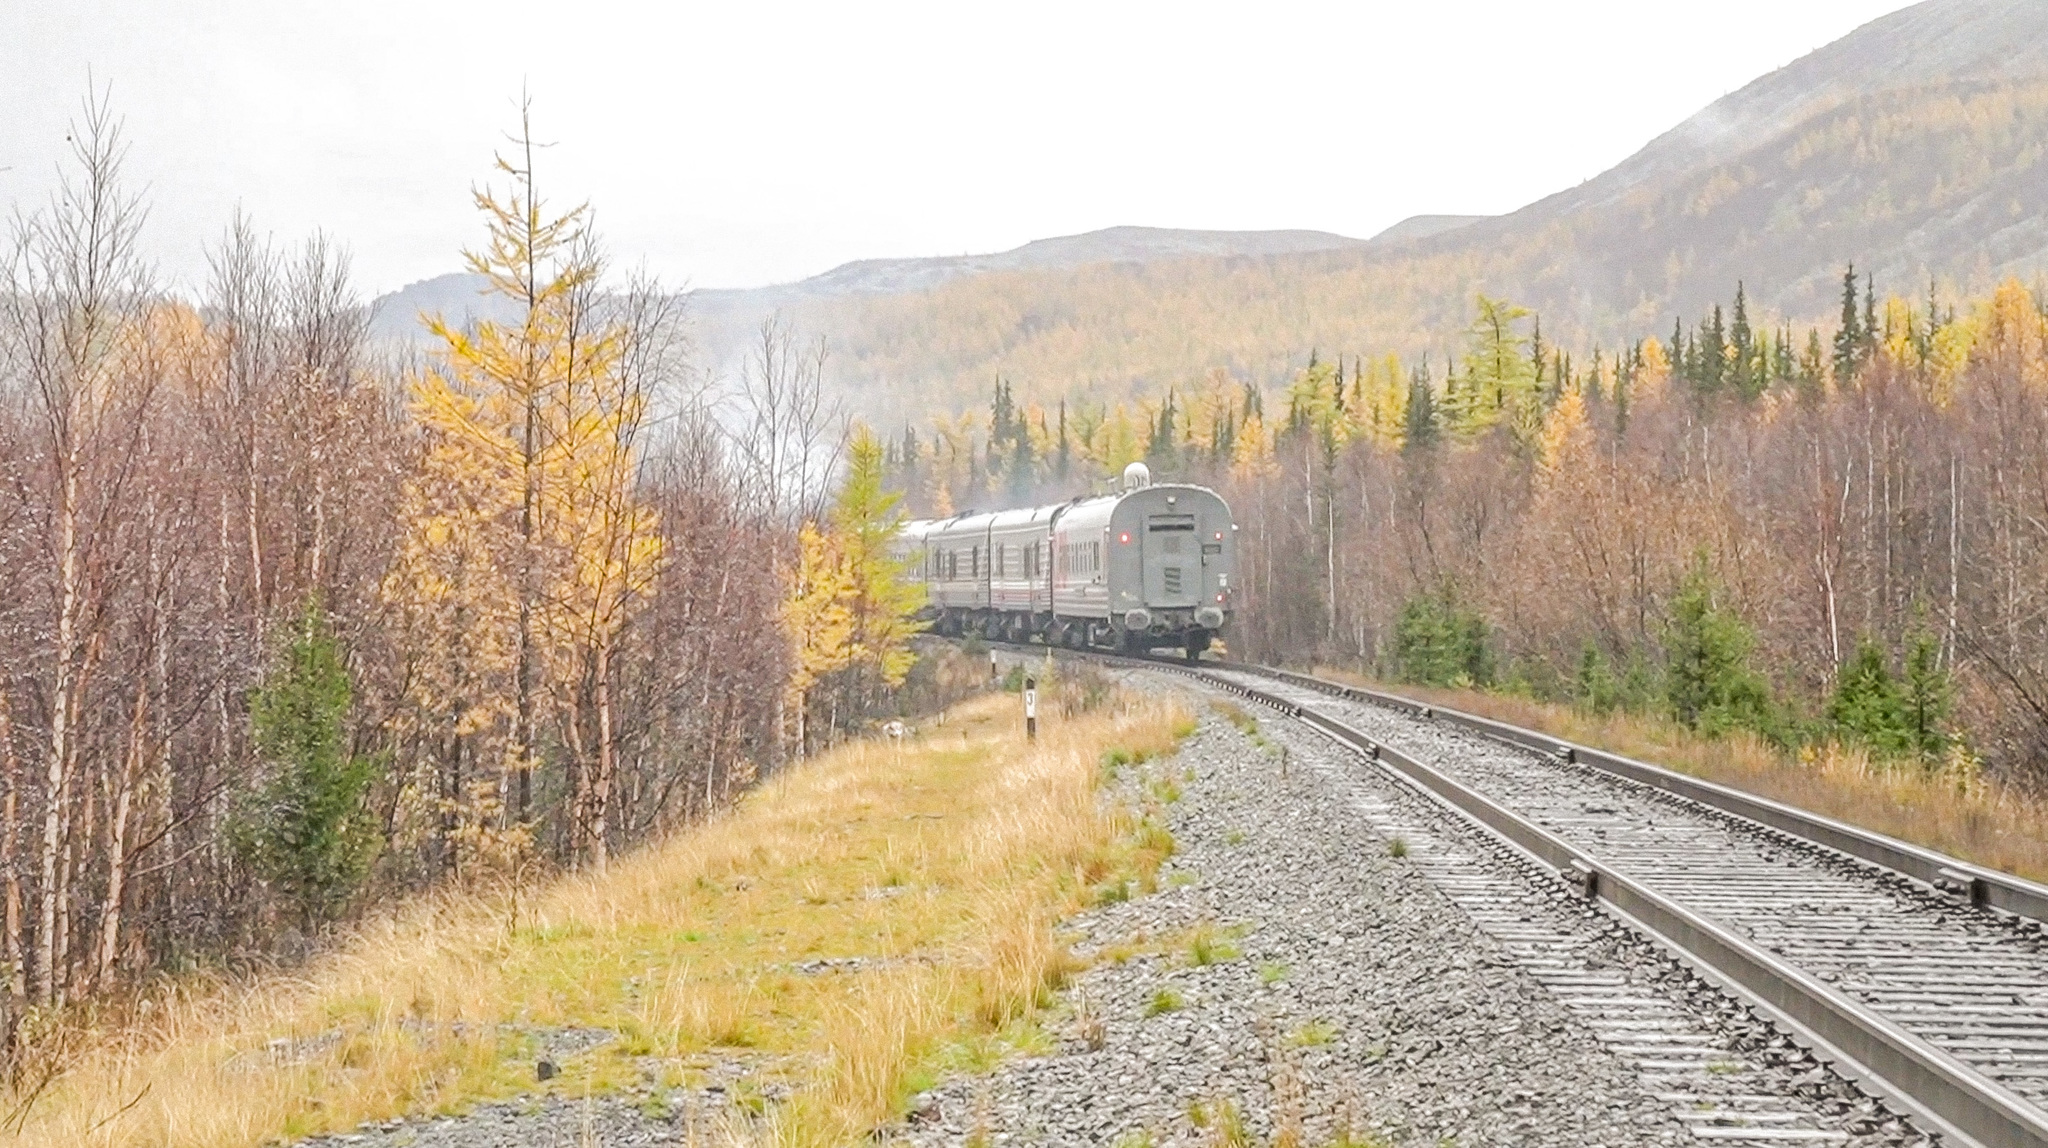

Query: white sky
2,0,1917,297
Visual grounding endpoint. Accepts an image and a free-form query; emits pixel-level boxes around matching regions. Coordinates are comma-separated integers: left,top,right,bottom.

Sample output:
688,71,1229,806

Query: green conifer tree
1800,329,1827,401
1829,636,1908,755
1697,305,1728,397
1664,559,1774,737
1729,283,1756,398
1900,629,1951,760
232,598,380,928
1403,361,1439,452
1832,263,1862,383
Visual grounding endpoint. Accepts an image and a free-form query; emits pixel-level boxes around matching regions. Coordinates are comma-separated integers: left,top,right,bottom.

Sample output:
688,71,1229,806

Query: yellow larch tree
386,105,662,869
1536,380,1594,491
1636,336,1673,399
1231,410,1278,479
782,522,855,756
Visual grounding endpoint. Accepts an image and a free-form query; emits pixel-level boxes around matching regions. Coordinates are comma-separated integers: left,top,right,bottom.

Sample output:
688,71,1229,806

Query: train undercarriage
930,607,1219,659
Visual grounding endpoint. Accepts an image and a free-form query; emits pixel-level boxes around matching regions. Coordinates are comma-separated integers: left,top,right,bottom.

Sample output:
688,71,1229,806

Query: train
898,462,1237,658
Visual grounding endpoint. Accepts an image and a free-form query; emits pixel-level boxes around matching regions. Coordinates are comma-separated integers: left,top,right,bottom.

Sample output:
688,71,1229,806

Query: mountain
769,0,2048,422
369,227,1376,348
366,271,522,344
372,0,2048,423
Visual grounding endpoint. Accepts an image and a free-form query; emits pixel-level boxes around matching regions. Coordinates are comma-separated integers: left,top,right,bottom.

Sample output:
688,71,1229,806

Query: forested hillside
884,272,2048,786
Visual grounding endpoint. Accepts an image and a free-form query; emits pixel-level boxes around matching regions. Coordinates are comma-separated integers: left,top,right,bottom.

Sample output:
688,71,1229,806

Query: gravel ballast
897,666,1927,1147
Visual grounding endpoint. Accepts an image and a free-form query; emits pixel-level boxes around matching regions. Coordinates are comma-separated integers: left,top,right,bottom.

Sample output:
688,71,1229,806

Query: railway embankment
10,685,1189,1148
893,661,1922,1147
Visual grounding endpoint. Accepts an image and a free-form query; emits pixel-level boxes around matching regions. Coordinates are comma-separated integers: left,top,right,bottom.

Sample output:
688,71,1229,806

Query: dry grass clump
5,688,1190,1148
1320,669,2048,884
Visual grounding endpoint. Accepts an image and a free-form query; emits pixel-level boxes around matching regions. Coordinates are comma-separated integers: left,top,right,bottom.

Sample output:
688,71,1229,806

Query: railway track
982,641,2048,1147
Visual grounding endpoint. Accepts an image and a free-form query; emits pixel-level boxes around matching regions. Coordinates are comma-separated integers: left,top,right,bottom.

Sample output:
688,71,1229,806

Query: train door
1142,514,1198,607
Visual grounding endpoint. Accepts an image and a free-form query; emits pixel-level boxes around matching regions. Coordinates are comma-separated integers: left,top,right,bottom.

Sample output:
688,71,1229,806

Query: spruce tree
1613,347,1632,438
1664,559,1774,737
1729,283,1756,398
1832,263,1862,382
1395,588,1491,687
232,598,380,928
1698,305,1728,396
1145,388,1179,473
1900,630,1951,760
1800,329,1826,401
899,424,921,509
1403,363,1439,452
1576,641,1621,715
1054,399,1071,485
1829,636,1908,756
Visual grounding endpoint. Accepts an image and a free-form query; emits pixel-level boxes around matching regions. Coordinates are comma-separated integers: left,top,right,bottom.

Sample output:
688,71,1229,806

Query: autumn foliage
0,97,786,1049
887,275,2048,786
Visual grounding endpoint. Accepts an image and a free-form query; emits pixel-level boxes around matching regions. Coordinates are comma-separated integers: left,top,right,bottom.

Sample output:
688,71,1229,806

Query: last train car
901,462,1236,658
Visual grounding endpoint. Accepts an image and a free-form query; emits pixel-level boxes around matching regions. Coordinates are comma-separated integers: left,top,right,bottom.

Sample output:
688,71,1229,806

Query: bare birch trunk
95,685,147,984
37,458,80,1005
592,640,614,872
0,691,25,1025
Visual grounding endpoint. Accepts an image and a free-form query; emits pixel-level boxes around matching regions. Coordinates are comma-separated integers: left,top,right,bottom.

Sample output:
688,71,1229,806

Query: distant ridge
1367,215,1488,245
366,271,520,344
373,0,2048,426
370,226,1372,345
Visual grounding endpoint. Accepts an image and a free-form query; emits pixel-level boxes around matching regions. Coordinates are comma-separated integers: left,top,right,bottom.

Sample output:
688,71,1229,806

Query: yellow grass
1318,668,2048,885
7,687,1191,1147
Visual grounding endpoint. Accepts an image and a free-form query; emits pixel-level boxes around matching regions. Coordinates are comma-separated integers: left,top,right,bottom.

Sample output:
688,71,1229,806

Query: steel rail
1240,665,2048,925
972,640,2048,1147
1190,664,2048,1148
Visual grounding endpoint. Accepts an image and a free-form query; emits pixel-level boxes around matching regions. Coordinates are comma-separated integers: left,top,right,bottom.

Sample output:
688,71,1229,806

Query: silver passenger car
900,463,1236,657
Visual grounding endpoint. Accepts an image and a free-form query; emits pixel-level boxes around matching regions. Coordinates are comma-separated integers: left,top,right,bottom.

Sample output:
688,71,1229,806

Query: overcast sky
3,0,1918,297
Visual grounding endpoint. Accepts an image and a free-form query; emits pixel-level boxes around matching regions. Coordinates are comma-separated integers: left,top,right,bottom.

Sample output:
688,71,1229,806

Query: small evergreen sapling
1828,637,1909,756
231,598,380,927
1663,560,1775,738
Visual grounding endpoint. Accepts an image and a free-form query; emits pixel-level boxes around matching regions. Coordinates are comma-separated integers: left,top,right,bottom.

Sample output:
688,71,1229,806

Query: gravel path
895,668,1931,1148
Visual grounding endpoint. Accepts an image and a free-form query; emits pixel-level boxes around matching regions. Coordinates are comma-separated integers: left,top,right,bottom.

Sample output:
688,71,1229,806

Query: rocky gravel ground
304,667,1929,1147
894,669,1929,1148
298,1046,784,1147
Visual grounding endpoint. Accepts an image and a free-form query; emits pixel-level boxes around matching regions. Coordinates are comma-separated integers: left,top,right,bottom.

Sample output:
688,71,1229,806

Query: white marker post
1024,676,1038,741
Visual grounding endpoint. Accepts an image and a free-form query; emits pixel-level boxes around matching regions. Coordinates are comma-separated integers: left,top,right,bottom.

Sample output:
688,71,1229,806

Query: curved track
985,641,2048,1147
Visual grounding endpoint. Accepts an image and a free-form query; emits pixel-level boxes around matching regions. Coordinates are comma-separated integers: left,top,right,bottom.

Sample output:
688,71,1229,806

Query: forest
885,268,2048,789
0,99,939,1053
6,84,2048,1074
